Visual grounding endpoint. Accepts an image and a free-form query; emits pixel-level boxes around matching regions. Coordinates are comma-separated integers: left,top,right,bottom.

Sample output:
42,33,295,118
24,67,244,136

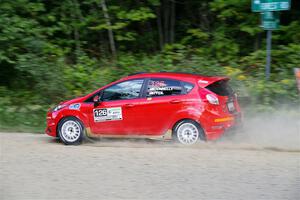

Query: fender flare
167,108,207,140
55,110,90,137
168,107,204,129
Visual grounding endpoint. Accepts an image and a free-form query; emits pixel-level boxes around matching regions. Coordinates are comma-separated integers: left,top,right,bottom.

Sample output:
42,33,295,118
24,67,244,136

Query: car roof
123,72,229,87
85,72,229,98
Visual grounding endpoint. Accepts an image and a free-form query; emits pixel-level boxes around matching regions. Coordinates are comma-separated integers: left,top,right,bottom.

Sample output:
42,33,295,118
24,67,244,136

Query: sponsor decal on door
93,107,122,122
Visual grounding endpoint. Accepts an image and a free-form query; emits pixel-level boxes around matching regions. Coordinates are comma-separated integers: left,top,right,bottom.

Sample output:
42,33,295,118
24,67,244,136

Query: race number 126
94,109,107,117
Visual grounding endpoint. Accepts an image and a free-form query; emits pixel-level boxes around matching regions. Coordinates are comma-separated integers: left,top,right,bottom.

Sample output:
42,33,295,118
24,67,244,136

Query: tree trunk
74,0,83,55
254,32,261,51
100,0,117,59
163,0,170,44
70,0,82,60
170,0,175,43
156,7,164,50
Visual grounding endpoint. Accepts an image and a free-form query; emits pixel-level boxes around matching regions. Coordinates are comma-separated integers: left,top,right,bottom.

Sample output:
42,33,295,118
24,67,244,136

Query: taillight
206,94,219,105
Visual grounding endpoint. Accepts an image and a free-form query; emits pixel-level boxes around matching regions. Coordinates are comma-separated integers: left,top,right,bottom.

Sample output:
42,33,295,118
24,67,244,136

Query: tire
58,117,84,145
172,120,204,145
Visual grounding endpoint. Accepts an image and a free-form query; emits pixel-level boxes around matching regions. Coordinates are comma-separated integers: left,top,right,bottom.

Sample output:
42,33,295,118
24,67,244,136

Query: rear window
205,80,233,96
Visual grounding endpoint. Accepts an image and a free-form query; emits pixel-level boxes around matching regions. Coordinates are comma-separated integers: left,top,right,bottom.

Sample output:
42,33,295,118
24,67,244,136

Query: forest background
0,0,299,132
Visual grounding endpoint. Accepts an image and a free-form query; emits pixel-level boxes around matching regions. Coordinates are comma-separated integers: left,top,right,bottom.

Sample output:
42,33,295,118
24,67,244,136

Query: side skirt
85,127,173,141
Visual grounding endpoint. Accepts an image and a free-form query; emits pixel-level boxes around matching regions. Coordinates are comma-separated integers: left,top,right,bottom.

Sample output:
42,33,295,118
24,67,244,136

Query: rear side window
182,82,194,93
205,80,233,96
147,79,182,97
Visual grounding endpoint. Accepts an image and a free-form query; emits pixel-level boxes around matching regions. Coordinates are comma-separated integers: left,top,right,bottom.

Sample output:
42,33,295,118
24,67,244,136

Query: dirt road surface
1,132,299,200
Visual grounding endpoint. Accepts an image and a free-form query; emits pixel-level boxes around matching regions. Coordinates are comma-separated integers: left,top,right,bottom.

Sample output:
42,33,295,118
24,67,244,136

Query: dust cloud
84,108,300,152
217,108,300,151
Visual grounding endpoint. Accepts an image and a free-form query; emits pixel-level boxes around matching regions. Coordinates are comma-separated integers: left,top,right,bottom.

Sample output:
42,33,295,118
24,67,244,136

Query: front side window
102,79,144,101
147,78,182,97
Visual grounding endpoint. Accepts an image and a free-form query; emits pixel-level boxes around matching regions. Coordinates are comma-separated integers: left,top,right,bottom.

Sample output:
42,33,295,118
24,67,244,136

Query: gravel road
0,132,299,200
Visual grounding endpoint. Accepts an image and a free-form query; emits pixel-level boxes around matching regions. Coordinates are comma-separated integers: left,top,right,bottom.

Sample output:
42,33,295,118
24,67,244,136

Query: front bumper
45,113,57,137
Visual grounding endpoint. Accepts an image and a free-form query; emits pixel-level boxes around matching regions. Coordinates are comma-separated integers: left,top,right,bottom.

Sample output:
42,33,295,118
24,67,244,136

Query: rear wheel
173,120,203,145
58,117,84,145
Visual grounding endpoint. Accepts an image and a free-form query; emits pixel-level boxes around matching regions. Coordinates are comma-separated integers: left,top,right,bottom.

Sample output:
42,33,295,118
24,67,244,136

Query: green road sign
262,11,280,20
261,12,280,30
262,20,279,30
252,0,291,12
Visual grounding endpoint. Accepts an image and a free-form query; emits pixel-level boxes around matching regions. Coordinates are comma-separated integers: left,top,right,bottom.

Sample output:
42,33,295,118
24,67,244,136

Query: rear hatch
199,78,239,114
205,79,233,97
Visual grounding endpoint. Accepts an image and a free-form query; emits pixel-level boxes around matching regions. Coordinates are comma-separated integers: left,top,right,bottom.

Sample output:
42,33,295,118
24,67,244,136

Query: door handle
125,104,135,108
170,99,181,104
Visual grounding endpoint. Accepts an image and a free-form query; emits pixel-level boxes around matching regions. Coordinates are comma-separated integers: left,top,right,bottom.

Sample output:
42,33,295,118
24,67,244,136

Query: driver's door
86,79,145,135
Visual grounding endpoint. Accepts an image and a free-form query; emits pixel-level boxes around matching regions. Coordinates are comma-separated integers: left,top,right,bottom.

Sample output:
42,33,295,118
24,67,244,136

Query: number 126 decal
93,107,122,122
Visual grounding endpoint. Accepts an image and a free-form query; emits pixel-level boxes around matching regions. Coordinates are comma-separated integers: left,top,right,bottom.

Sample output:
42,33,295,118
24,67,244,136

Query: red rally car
46,72,242,145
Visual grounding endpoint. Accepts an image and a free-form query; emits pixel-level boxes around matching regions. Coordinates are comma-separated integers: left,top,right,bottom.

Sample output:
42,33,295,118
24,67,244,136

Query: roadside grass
0,105,47,133
0,124,45,133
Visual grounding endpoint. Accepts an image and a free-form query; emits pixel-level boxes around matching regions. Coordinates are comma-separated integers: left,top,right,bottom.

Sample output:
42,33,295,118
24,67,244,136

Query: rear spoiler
197,77,229,88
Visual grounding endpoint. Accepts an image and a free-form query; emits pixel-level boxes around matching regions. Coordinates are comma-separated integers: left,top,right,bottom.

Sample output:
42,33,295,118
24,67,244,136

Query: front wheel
173,120,203,145
58,117,84,145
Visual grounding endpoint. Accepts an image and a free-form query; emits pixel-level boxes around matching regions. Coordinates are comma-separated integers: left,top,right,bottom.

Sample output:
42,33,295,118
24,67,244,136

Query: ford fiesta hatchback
46,72,242,145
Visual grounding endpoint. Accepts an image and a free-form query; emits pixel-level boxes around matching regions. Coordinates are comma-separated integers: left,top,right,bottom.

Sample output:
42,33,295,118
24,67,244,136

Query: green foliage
0,0,300,132
0,87,47,132
117,7,156,22
210,31,240,63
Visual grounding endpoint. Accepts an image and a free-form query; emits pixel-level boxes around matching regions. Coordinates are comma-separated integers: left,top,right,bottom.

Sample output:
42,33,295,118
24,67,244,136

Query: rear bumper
201,112,242,140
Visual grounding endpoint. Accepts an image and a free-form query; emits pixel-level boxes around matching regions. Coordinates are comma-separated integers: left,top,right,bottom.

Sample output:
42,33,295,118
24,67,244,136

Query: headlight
53,104,67,112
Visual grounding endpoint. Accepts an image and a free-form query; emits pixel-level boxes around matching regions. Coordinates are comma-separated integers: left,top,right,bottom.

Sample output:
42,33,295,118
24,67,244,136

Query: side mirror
93,95,100,102
93,95,102,106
